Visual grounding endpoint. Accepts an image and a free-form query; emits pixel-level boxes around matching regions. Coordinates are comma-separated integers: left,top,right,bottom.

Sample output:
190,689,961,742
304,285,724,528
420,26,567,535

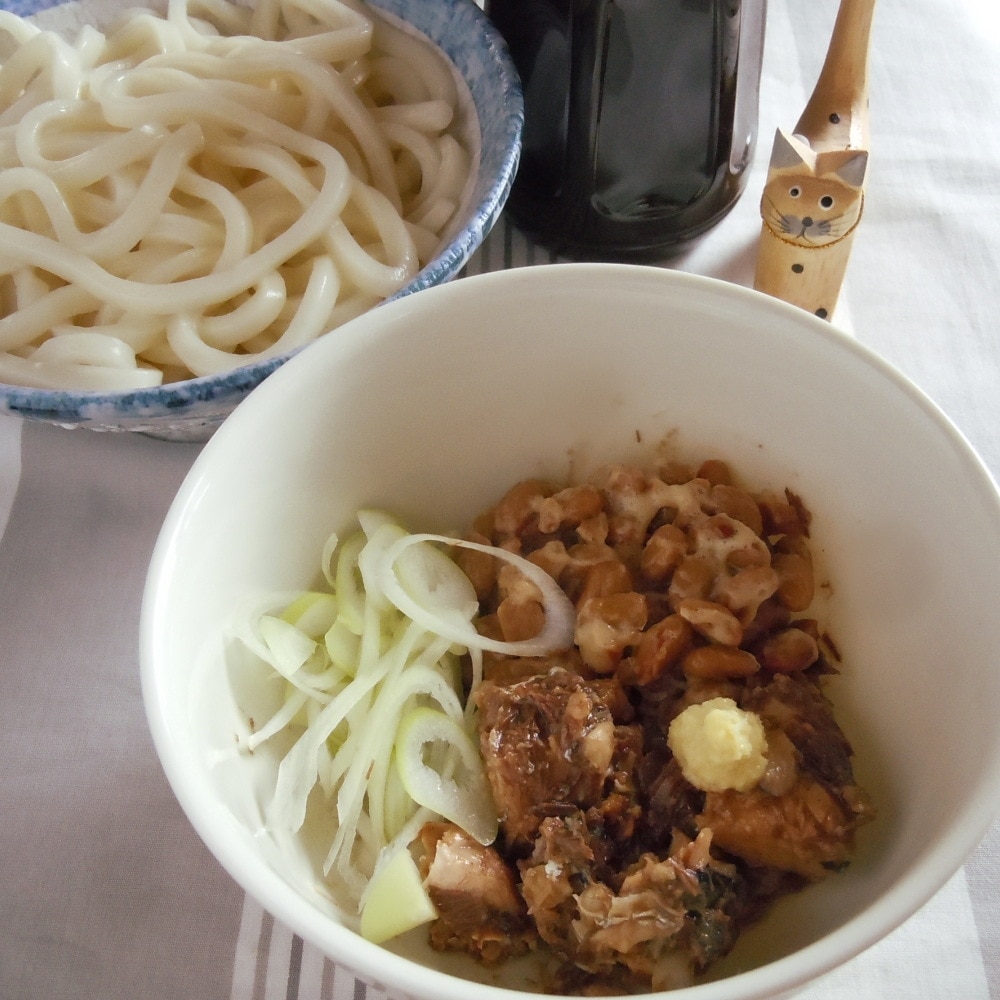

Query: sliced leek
234,509,575,931
359,847,438,944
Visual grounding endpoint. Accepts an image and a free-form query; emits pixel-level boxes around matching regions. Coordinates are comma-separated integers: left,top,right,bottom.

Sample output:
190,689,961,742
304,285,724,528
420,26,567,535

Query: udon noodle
0,0,472,389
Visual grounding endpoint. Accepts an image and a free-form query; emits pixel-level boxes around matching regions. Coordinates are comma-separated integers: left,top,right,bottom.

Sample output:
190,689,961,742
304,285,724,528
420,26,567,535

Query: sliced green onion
395,705,498,846
373,530,576,657
245,687,310,752
324,618,361,675
359,847,438,944
236,509,578,920
332,531,366,635
280,590,340,639
258,615,318,674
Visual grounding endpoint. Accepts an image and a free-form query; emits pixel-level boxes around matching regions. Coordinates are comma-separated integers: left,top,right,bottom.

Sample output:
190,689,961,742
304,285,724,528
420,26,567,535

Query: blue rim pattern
0,0,523,438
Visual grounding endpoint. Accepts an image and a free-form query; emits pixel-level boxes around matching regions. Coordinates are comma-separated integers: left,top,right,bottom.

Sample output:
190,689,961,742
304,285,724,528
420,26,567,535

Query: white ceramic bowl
141,263,1000,999
0,0,521,441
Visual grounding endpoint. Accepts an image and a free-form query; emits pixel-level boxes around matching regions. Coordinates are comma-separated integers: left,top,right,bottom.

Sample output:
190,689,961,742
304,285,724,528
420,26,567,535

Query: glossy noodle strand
0,0,471,387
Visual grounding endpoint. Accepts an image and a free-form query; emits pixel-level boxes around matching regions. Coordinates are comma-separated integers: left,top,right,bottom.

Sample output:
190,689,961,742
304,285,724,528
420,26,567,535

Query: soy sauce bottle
485,0,767,259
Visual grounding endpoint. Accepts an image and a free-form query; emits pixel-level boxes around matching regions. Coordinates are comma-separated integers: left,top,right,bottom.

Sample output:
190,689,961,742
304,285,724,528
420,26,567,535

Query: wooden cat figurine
754,0,876,320
755,131,868,319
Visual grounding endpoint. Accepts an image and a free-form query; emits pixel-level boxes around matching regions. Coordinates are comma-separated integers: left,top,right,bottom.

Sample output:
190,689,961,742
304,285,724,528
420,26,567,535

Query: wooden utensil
754,0,876,320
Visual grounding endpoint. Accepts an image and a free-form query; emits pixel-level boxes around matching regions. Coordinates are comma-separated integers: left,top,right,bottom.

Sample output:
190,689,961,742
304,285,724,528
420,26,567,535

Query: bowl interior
141,264,1000,999
1,0,521,437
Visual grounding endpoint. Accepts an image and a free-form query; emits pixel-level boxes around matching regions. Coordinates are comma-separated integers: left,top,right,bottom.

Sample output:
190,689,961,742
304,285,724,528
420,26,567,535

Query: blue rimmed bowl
0,0,522,441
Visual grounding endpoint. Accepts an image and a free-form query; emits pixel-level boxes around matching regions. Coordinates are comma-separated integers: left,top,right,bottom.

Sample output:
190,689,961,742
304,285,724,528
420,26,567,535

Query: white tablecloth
2,0,999,996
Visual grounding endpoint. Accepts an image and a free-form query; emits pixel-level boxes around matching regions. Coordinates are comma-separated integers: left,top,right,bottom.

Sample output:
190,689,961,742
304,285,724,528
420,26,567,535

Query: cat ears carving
769,129,869,188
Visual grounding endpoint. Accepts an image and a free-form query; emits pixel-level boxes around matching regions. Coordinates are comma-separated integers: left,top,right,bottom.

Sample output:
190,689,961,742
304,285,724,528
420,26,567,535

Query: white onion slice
373,530,577,657
395,705,498,846
236,508,574,919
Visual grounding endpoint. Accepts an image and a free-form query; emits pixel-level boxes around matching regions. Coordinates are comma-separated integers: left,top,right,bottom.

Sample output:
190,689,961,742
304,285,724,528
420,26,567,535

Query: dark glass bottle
485,0,767,259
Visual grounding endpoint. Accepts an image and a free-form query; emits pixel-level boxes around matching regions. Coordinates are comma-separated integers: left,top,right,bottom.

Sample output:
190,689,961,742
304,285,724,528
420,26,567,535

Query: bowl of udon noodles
0,0,522,440
142,264,1000,999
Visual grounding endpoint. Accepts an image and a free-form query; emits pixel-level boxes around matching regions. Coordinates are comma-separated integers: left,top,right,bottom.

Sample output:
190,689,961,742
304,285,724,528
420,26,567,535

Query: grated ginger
668,697,768,793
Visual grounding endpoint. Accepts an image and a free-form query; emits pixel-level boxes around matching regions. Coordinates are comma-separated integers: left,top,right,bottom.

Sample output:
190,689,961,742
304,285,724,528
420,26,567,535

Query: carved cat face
760,130,868,247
